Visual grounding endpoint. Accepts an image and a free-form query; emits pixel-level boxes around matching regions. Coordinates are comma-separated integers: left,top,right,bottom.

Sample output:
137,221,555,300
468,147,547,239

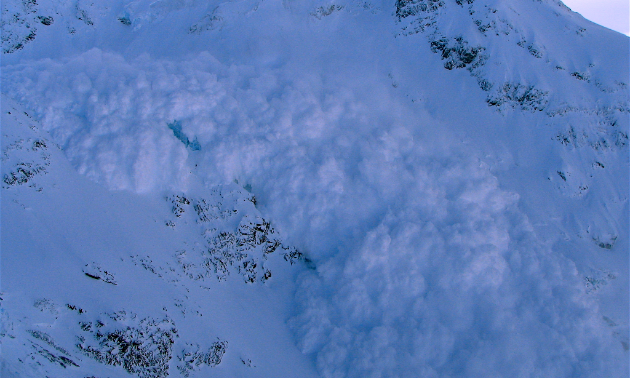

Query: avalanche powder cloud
1,0,628,377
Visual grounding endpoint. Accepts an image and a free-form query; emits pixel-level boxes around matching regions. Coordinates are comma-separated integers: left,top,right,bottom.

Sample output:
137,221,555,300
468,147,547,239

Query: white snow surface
2,0,628,377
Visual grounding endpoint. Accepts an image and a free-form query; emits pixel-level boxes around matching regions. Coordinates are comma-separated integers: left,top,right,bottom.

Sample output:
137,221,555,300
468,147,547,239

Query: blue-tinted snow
2,0,628,376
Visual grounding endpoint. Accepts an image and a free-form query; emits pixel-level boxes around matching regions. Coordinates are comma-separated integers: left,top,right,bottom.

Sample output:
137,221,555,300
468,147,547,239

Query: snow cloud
291,157,622,376
3,49,625,377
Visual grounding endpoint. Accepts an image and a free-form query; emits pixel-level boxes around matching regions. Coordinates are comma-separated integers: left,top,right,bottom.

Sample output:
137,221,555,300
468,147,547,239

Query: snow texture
2,0,628,377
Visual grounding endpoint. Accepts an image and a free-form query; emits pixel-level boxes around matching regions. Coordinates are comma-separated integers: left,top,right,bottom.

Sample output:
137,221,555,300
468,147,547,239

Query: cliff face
2,1,628,377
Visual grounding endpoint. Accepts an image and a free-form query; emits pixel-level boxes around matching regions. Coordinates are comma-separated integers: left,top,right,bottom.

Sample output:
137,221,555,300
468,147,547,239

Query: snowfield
2,0,628,377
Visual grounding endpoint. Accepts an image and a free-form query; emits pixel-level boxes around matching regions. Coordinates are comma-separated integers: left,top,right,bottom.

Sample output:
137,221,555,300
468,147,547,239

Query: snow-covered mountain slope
1,94,319,377
2,0,628,376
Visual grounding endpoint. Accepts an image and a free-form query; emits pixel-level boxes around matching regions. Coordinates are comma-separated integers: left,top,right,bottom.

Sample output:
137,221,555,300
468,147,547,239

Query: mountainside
2,0,628,377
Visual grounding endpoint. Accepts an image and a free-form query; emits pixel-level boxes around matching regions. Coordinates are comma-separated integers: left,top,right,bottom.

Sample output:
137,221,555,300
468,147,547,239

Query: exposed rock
486,82,549,112
77,312,178,378
176,340,227,377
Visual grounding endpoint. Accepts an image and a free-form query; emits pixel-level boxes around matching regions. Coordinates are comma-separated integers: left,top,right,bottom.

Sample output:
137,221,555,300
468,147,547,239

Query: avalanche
1,0,628,377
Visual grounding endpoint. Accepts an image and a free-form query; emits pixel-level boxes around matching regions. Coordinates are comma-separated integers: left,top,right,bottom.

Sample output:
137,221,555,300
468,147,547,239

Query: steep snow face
2,0,628,377
1,94,319,378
